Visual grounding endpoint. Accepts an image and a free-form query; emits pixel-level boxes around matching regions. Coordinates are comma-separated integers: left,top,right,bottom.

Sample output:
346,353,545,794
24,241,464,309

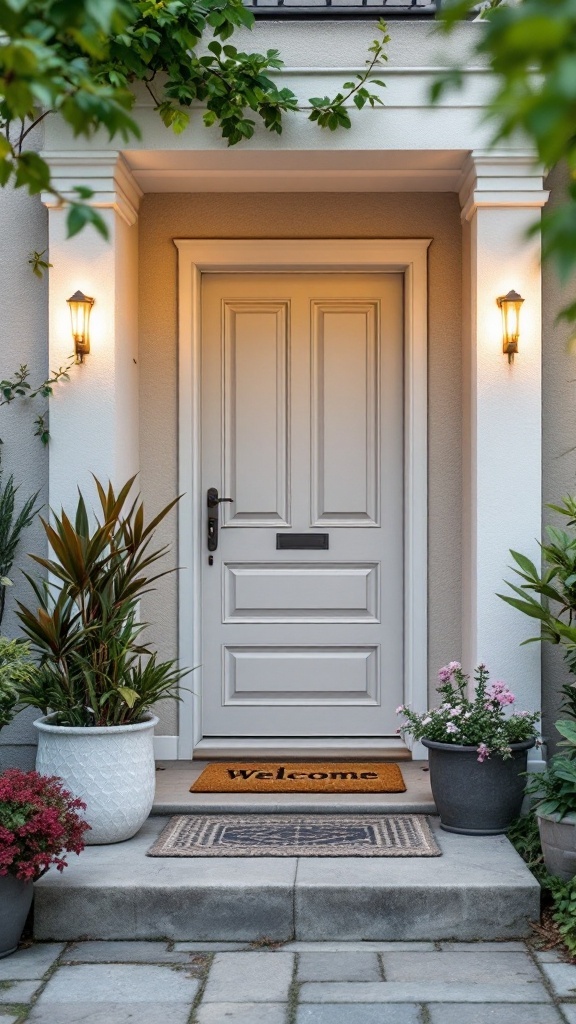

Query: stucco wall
542,163,576,754
0,180,49,768
139,192,463,735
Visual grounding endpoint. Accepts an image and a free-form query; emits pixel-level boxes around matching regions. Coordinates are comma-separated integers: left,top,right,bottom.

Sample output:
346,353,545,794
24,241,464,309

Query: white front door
200,272,404,738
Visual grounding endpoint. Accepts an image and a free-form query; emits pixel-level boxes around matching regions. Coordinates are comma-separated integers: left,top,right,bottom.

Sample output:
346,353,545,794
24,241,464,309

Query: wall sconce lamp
67,290,94,363
497,289,524,364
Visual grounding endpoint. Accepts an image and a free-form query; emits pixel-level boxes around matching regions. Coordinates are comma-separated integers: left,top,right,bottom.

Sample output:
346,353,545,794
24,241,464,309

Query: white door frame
175,238,431,758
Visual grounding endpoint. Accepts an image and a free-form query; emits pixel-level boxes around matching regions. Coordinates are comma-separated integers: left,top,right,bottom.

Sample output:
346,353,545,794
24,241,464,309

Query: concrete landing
34,816,540,943
153,759,436,815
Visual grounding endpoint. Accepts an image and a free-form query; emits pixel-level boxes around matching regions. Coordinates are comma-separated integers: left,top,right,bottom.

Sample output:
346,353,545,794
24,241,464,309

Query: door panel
222,562,380,623
201,273,403,737
311,302,379,525
223,301,289,526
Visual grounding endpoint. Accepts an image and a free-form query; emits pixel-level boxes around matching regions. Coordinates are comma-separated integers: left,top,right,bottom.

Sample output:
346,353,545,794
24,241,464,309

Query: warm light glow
497,289,524,364
67,290,94,362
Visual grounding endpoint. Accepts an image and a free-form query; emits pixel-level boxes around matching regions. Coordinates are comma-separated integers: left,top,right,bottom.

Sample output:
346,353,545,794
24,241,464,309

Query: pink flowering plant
397,663,539,762
0,769,90,882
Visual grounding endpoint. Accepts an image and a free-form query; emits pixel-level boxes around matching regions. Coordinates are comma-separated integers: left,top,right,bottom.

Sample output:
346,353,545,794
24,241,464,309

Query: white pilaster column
41,152,142,512
460,152,548,740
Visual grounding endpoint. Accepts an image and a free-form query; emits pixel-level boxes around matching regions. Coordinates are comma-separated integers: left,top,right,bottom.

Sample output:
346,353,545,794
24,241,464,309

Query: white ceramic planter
34,714,159,845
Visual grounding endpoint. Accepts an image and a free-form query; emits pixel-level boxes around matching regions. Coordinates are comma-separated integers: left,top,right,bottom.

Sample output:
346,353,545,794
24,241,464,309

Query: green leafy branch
27,249,52,279
309,21,389,131
0,360,75,446
0,2,390,237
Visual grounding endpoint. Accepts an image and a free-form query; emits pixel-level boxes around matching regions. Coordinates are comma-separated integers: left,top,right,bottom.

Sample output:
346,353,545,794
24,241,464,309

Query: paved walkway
1,940,575,1023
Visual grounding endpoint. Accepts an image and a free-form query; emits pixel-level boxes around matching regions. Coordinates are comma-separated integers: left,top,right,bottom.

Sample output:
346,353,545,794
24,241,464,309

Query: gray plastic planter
422,738,535,835
537,812,576,881
0,874,33,958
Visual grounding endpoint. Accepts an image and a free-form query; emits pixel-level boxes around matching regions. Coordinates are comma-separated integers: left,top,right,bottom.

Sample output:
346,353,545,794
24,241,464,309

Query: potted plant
398,662,539,835
525,718,576,880
15,476,186,844
0,637,36,771
0,768,89,957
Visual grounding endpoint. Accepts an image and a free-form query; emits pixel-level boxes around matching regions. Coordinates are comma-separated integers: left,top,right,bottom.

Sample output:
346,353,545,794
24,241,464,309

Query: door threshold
192,737,411,761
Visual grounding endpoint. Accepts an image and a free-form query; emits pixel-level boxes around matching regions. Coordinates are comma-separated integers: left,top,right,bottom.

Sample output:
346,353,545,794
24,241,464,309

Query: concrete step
33,816,540,943
153,759,436,815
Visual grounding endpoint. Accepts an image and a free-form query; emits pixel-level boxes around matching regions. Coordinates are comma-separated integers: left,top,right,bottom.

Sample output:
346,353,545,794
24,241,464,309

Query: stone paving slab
0,944,64,980
298,951,382,982
202,951,294,1002
381,951,541,983
34,818,297,941
294,826,540,940
427,1005,565,1024
534,950,564,963
540,962,576,997
174,942,251,952
153,759,434,816
34,816,539,942
35,964,200,1004
0,1015,20,1024
437,941,527,951
62,940,192,964
297,1006,421,1023
299,982,551,1002
196,1003,288,1023
0,980,43,1003
26,1003,194,1024
560,1007,576,1024
285,942,436,952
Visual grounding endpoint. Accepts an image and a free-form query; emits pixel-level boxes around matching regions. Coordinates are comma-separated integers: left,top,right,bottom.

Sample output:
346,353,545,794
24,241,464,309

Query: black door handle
207,488,234,551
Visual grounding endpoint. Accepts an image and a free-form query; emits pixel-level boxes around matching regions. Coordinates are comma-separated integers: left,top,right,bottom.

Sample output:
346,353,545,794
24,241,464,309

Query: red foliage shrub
0,769,90,882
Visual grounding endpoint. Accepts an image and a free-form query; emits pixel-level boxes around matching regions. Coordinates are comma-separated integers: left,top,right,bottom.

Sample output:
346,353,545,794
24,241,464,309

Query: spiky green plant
0,453,40,627
16,476,186,727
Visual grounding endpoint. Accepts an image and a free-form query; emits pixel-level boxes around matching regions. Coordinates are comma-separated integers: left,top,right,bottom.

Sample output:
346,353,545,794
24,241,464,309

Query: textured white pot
33,714,159,845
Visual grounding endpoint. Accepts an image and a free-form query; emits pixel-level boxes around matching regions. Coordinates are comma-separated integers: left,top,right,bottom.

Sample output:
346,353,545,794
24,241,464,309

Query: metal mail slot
276,533,329,550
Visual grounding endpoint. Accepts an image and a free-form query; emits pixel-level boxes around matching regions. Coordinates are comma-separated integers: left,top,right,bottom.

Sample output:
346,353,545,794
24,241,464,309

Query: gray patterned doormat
147,814,441,858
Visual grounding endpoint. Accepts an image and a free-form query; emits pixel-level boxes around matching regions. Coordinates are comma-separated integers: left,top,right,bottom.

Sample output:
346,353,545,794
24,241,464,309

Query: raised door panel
223,301,289,527
223,646,380,705
311,301,380,526
223,562,379,622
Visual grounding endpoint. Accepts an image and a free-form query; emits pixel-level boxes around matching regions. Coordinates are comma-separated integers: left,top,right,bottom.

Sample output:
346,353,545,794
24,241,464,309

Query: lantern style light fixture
497,289,524,364
67,290,94,363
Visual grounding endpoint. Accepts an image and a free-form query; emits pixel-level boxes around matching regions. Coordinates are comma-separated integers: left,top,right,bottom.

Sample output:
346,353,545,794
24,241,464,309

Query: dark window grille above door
244,0,440,17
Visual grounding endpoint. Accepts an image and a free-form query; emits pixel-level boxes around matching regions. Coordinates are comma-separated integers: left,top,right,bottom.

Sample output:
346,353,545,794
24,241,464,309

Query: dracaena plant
15,477,185,727
499,496,576,682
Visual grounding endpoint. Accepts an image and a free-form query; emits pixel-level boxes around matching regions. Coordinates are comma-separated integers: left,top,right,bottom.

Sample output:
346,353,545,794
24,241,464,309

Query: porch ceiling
122,148,468,192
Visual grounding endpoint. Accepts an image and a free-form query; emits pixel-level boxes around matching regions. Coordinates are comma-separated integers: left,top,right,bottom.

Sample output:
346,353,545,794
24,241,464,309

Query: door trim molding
175,238,431,758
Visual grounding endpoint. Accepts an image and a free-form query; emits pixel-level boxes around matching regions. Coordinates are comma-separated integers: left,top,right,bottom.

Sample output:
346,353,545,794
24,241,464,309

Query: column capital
40,151,142,226
458,150,549,222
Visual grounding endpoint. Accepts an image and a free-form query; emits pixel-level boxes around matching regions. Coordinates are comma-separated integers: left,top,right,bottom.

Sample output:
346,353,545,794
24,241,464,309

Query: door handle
207,488,234,552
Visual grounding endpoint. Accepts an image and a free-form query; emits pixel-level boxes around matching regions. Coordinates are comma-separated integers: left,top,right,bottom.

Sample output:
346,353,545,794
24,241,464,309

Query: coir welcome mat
148,813,440,858
190,761,406,794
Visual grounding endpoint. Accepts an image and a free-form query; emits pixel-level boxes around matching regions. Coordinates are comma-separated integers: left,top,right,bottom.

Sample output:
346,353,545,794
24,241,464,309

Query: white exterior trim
459,153,546,729
175,238,430,759
153,735,179,761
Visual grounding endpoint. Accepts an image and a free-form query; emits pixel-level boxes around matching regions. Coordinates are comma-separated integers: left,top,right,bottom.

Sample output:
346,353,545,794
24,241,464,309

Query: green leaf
117,686,139,708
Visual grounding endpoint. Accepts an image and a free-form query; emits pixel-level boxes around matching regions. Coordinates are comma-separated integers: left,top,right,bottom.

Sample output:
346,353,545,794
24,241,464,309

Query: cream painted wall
138,192,463,735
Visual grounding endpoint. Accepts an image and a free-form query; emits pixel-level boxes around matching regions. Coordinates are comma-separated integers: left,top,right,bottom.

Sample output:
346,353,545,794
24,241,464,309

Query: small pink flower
448,661,461,672
396,705,405,715
446,723,459,734
422,716,432,725
449,707,462,717
477,743,490,763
